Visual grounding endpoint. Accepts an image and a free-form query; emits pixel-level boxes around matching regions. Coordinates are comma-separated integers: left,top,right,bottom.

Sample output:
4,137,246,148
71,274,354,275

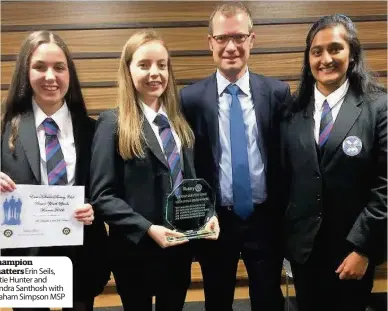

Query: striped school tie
42,118,68,185
154,114,183,191
319,100,334,148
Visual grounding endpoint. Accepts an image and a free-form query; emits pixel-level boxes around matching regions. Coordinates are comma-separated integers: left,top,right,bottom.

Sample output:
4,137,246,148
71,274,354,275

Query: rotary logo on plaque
195,184,203,192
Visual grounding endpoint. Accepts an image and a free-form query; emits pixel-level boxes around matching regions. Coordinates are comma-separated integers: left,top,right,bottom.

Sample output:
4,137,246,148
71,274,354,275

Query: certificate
0,185,84,249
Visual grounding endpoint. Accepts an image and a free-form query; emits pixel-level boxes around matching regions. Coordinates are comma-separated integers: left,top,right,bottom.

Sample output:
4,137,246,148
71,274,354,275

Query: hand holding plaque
164,179,216,242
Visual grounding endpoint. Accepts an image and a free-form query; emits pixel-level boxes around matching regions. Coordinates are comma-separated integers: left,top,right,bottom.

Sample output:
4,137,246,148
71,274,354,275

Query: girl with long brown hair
1,30,110,311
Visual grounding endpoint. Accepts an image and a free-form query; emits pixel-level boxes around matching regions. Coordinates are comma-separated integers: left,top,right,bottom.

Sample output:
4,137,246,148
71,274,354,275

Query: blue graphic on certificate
2,195,22,225
0,185,84,249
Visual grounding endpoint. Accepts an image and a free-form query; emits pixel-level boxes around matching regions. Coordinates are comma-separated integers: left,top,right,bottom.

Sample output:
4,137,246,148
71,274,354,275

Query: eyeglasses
212,33,251,45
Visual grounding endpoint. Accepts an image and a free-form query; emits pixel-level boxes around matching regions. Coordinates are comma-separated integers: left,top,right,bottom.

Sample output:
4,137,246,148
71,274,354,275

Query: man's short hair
208,1,253,35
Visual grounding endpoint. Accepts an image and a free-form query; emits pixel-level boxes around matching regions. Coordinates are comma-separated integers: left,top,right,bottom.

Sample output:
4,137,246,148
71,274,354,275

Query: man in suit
180,2,290,311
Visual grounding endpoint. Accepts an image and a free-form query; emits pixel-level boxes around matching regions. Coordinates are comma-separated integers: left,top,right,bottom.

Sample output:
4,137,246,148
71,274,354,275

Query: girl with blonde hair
90,30,219,311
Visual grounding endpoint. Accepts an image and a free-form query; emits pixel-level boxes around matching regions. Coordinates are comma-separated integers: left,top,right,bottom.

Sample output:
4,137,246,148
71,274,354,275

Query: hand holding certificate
0,185,84,249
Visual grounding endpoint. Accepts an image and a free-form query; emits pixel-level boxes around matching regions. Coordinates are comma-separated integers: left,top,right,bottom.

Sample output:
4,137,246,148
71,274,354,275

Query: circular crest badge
4,229,13,238
342,136,362,156
62,227,71,235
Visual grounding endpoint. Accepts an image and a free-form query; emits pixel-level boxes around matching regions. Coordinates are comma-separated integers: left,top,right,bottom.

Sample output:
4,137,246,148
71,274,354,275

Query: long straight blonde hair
117,30,194,160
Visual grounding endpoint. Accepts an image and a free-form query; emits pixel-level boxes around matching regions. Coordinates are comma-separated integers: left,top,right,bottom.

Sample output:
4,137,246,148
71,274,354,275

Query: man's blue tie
227,84,253,219
154,114,183,192
42,118,68,185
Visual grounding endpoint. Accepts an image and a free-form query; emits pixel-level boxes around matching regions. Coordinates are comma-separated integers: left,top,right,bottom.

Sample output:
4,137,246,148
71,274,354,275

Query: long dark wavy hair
1,30,87,152
288,14,386,116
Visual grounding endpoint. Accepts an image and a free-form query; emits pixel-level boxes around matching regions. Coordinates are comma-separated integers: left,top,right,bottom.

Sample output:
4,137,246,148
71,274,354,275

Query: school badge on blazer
342,136,362,156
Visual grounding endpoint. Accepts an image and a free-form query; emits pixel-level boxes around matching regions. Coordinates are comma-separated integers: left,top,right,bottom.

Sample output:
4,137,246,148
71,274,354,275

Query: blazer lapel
71,114,85,185
182,147,196,179
250,73,268,168
142,117,169,169
19,110,41,183
321,89,362,167
202,73,220,167
295,102,321,174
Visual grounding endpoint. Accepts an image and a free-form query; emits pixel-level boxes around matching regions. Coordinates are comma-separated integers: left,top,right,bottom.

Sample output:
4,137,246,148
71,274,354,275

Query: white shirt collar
140,101,168,125
314,79,349,111
216,68,250,96
32,98,71,133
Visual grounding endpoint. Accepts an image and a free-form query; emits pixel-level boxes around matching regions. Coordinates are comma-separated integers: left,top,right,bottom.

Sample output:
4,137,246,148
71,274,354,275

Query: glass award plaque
164,179,216,242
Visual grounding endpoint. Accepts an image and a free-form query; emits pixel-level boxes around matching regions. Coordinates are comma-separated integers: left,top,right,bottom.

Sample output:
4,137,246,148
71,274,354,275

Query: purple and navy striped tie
319,100,334,148
42,118,68,185
154,114,183,191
